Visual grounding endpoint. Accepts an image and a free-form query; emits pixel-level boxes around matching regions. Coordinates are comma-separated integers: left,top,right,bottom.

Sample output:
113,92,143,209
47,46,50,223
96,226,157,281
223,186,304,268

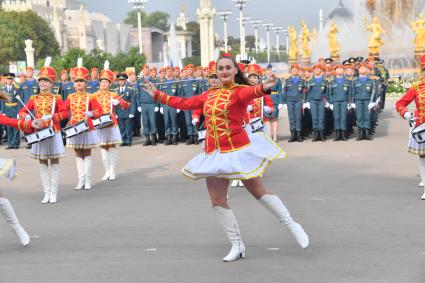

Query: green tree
109,47,146,72
0,10,59,66
124,10,170,31
186,21,200,56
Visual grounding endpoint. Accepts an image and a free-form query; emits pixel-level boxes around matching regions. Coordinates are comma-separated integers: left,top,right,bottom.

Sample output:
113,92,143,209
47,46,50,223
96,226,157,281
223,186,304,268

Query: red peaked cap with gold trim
99,61,113,82
246,64,262,76
38,57,56,82
73,58,89,82
208,61,217,75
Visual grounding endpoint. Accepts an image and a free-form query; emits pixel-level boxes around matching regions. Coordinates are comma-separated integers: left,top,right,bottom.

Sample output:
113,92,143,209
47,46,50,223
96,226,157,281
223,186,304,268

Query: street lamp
273,26,284,55
233,0,249,60
262,23,274,63
217,10,232,53
236,16,250,60
129,0,148,55
250,19,263,54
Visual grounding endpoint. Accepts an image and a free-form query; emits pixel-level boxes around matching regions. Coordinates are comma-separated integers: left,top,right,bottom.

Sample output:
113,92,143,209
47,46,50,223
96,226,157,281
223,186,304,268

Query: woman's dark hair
217,55,250,86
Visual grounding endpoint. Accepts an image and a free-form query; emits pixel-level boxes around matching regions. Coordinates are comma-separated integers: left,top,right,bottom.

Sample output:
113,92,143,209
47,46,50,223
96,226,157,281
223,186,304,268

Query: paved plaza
0,98,424,283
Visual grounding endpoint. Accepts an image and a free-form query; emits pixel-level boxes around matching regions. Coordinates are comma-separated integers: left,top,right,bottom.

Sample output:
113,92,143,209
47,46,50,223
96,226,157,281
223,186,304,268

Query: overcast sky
83,0,349,39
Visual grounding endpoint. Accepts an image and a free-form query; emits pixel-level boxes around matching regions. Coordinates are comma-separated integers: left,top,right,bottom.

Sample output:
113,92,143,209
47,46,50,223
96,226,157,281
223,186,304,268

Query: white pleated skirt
407,129,425,155
182,129,286,180
31,133,65,160
66,130,99,149
97,125,122,146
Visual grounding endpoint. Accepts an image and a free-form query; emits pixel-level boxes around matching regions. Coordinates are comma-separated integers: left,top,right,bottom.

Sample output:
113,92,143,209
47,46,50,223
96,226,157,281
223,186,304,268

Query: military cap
116,73,128,80
3,72,15,79
324,58,334,64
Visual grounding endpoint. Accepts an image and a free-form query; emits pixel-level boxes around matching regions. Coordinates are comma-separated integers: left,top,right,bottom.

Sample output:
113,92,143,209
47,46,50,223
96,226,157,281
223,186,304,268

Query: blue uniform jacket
114,83,137,118
179,78,201,98
269,79,283,106
3,84,20,117
283,76,305,102
87,80,100,94
306,77,328,101
353,77,376,101
19,79,39,104
137,77,156,104
328,77,353,103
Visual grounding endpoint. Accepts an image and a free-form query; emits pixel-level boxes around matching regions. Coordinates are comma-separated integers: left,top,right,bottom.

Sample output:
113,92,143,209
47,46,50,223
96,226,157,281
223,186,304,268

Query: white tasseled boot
230,180,238,187
49,164,60,204
258,194,309,249
84,156,92,190
39,164,50,204
213,206,246,262
108,147,117,181
100,148,110,181
0,198,30,246
74,157,85,190
237,180,244,187
419,157,425,199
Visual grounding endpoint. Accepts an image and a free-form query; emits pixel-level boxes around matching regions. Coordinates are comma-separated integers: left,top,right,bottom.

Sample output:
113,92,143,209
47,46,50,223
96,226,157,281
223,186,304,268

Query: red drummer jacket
396,81,425,127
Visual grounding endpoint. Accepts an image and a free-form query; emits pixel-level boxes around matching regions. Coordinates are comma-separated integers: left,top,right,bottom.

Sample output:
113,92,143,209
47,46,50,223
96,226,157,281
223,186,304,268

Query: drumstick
15,95,36,120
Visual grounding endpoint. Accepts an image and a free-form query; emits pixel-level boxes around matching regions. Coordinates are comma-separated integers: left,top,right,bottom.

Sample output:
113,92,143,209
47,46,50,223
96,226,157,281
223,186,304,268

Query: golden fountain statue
300,21,312,62
411,13,425,55
288,26,299,63
328,21,340,62
363,16,385,56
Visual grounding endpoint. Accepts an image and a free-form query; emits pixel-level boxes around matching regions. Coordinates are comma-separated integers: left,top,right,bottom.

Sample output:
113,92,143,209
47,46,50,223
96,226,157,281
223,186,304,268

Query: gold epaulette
412,81,421,91
29,95,36,101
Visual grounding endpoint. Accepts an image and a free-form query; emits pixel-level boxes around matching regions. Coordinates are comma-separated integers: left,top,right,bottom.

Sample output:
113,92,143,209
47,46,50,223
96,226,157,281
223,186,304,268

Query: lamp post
273,26,284,55
129,0,148,55
237,16,250,60
250,19,263,54
217,10,232,53
262,23,274,63
233,0,249,60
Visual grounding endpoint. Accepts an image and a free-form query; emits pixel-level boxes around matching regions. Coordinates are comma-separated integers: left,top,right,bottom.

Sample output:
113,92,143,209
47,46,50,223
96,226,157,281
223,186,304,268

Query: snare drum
411,123,425,144
63,120,89,138
92,114,113,129
250,117,264,133
197,129,207,142
25,127,55,145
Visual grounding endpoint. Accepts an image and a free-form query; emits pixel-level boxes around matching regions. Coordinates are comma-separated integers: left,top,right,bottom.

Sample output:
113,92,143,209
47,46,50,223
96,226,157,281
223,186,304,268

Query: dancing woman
63,59,102,190
18,58,67,204
395,55,425,199
144,54,309,262
92,62,130,181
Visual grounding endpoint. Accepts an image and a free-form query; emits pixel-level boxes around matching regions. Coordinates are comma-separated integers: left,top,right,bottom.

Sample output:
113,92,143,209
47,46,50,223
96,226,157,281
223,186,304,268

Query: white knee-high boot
109,147,117,181
50,164,60,203
0,198,30,246
100,148,110,181
39,164,50,204
213,206,246,262
258,194,309,248
418,157,425,199
84,156,92,190
74,157,85,190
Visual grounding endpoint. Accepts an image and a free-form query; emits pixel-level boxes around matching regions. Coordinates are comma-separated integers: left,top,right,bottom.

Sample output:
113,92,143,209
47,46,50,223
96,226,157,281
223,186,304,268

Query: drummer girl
395,55,425,199
63,58,102,190
92,61,130,181
18,58,67,204
143,54,309,262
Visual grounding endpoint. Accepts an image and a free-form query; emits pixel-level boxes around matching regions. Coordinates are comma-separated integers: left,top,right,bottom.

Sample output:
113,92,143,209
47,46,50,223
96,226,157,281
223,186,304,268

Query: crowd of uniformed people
0,55,389,150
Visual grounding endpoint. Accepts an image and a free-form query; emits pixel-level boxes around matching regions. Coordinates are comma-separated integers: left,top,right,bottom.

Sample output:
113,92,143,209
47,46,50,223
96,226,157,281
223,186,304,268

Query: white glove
368,103,375,110
41,114,52,121
325,102,330,108
263,106,272,114
85,111,94,118
247,105,253,112
303,102,310,109
283,104,288,110
137,107,142,112
350,103,356,109
278,104,283,110
111,98,119,106
24,114,31,121
403,112,413,120
192,118,199,126
329,104,334,111
160,108,163,114
154,107,159,112
129,114,135,118
176,109,181,114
